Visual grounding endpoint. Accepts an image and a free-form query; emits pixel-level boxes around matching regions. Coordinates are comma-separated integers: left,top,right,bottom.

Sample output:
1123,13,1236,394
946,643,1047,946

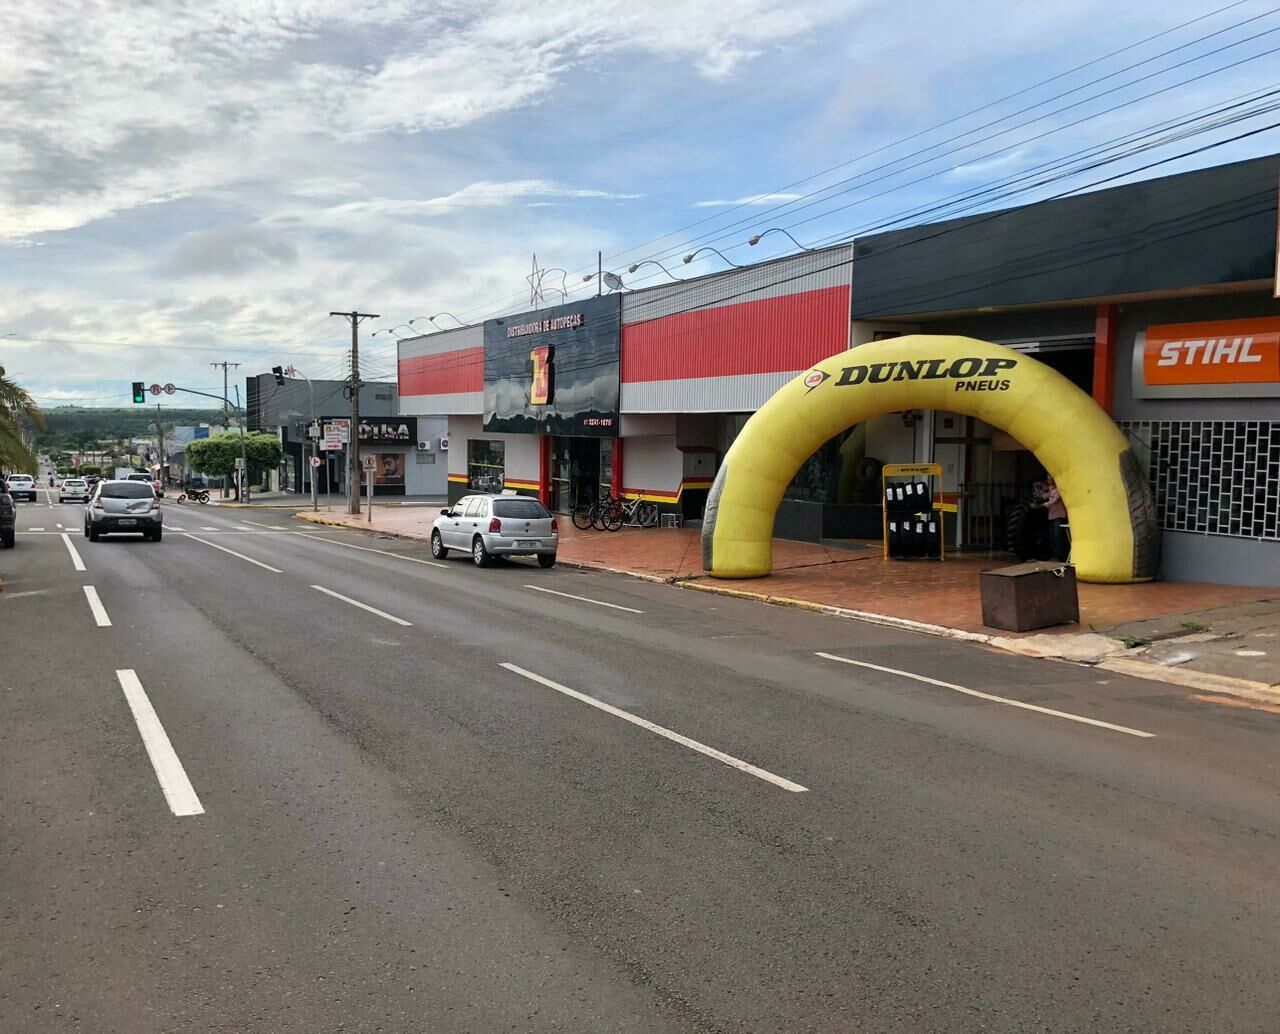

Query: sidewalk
291,505,1280,699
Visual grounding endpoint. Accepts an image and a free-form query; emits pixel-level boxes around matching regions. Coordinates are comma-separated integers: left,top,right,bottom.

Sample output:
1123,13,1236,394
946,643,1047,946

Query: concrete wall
446,417,541,485
1159,531,1279,587
624,436,682,494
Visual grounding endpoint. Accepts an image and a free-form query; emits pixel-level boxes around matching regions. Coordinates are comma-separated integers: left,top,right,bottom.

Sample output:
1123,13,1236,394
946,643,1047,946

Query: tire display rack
882,463,949,561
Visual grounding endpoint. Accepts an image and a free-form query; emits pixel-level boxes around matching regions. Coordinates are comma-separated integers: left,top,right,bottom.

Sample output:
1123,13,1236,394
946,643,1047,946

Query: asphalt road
4,487,1280,1033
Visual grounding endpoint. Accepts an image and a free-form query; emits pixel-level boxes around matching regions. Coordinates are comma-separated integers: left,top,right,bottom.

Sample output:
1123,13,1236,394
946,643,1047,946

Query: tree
185,432,281,481
0,373,44,473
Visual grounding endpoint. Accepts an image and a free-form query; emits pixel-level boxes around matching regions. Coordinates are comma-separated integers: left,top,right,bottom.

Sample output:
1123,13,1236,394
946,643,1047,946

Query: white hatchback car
432,493,558,568
5,473,36,501
59,478,91,503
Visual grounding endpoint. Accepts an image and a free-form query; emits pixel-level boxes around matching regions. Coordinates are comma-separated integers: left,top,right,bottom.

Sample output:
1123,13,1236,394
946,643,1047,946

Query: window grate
1119,420,1279,541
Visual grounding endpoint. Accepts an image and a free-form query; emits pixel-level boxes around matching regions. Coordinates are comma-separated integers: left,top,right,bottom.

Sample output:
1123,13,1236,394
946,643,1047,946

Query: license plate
516,539,539,548
119,519,137,526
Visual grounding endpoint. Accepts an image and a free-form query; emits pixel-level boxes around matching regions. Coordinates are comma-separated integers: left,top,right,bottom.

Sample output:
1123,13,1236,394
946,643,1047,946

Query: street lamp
371,324,416,338
414,313,467,329
581,270,625,291
681,246,741,268
747,228,813,251
627,259,682,282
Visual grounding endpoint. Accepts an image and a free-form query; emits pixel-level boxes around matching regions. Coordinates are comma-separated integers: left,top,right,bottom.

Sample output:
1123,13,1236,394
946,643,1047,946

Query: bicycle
620,496,659,528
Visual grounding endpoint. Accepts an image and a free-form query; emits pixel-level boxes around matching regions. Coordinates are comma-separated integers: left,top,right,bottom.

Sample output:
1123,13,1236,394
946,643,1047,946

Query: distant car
5,473,36,502
84,480,163,542
59,478,91,503
0,487,15,548
82,475,102,490
431,493,558,568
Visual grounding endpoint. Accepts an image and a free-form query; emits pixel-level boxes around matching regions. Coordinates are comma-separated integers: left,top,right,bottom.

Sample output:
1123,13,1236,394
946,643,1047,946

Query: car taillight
488,517,502,533
151,499,161,510
92,499,103,509
551,517,559,533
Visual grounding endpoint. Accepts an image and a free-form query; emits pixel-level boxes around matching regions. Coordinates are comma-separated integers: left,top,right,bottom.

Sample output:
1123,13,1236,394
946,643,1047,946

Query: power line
426,1,1277,324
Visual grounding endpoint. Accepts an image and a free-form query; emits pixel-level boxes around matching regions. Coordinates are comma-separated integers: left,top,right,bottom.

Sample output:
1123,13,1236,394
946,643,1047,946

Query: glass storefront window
599,438,613,497
468,439,505,492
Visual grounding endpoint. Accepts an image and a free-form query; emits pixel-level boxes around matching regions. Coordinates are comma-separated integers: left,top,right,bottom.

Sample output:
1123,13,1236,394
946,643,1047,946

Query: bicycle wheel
600,500,625,532
572,503,595,531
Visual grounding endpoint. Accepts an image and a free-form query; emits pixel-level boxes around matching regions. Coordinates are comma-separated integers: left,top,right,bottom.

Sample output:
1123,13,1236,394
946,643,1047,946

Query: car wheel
472,536,491,568
537,553,556,569
431,530,448,559
1,531,13,549
150,529,163,542
86,524,100,542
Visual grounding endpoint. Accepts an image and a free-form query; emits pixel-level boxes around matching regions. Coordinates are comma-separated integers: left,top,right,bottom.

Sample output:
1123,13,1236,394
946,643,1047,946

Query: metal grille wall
1120,421,1280,541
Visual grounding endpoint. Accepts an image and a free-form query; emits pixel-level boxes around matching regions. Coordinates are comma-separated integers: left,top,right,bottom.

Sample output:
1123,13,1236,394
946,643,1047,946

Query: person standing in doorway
1040,475,1069,561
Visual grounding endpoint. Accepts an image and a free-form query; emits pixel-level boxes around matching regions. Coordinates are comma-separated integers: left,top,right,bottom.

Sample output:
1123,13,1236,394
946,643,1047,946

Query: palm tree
0,372,44,473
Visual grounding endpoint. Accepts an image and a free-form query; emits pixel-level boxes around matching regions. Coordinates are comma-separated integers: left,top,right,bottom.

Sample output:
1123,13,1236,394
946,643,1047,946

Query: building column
611,435,624,497
1092,303,1117,415
538,434,551,507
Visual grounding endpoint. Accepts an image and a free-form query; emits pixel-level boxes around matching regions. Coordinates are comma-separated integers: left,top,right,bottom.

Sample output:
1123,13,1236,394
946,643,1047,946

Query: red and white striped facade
619,246,852,412
398,323,483,417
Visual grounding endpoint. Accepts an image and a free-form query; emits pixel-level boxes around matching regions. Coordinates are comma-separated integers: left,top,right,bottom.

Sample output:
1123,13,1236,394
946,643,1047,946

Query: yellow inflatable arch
702,335,1158,584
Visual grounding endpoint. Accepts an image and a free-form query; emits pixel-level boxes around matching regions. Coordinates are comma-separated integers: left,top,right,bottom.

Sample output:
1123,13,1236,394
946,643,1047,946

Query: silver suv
432,494,558,568
85,480,163,542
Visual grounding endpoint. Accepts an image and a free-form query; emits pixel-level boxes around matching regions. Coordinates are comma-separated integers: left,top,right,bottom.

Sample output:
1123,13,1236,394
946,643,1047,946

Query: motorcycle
176,487,210,504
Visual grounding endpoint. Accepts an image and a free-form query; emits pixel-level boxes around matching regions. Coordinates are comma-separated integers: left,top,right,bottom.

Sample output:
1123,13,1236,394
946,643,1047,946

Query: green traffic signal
132,381,146,404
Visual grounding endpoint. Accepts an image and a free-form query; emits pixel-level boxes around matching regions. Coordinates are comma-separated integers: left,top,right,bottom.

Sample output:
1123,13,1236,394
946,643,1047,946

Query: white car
431,493,558,568
59,478,91,503
5,473,36,502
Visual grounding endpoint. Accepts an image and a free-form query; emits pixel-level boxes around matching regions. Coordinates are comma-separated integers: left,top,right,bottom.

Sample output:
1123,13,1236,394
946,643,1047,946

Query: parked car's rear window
102,483,155,499
493,498,550,519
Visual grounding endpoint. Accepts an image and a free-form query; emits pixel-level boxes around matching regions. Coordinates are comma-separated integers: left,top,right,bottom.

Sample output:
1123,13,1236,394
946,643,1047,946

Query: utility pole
329,311,379,515
210,361,240,498
233,385,249,504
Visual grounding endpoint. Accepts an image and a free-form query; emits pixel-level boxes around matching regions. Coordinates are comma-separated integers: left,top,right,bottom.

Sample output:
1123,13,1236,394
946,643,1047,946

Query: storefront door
550,437,601,513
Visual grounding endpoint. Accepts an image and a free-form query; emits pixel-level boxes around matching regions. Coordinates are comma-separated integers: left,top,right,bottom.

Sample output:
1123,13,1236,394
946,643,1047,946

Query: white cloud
694,192,806,207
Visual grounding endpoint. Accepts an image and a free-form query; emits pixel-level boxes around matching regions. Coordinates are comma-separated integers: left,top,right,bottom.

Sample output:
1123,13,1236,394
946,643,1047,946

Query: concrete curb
285,512,1279,703
1098,656,1280,699
212,501,315,509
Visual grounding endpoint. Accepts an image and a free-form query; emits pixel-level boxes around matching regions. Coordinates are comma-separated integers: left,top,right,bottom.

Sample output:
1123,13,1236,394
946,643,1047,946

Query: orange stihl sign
1144,318,1280,385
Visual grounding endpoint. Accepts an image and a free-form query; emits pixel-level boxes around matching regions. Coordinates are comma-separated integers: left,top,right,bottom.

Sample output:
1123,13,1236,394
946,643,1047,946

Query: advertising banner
373,453,405,487
1135,318,1280,398
483,295,620,437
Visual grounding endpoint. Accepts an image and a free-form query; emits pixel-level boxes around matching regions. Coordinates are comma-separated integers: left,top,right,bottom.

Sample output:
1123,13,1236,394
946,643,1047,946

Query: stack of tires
884,480,942,559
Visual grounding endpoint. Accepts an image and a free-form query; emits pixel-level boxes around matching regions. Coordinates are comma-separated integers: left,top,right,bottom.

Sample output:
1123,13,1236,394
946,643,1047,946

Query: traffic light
132,381,146,404
271,365,286,386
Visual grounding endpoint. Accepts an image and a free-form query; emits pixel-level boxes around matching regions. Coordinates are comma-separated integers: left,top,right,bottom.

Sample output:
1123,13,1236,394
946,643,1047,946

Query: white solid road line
183,534,284,573
200,526,219,531
83,586,111,627
61,532,86,572
522,584,643,613
241,519,285,530
311,584,413,626
115,669,205,817
27,526,44,532
290,532,448,568
814,653,1156,738
501,663,809,793
168,526,186,532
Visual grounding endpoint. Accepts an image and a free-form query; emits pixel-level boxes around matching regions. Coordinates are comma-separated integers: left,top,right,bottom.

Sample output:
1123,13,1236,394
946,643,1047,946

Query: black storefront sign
483,295,620,437
319,417,418,445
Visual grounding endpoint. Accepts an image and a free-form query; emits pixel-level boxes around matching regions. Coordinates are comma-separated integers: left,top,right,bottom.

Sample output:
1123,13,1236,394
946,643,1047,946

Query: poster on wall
483,295,620,437
373,453,405,486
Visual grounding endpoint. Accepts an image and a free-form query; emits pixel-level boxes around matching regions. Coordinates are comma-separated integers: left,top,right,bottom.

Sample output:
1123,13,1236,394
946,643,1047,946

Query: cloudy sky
2,0,1278,408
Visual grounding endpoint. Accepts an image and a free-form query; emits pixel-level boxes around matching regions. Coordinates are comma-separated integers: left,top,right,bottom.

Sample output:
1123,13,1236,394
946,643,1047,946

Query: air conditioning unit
417,440,431,451
439,436,449,451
